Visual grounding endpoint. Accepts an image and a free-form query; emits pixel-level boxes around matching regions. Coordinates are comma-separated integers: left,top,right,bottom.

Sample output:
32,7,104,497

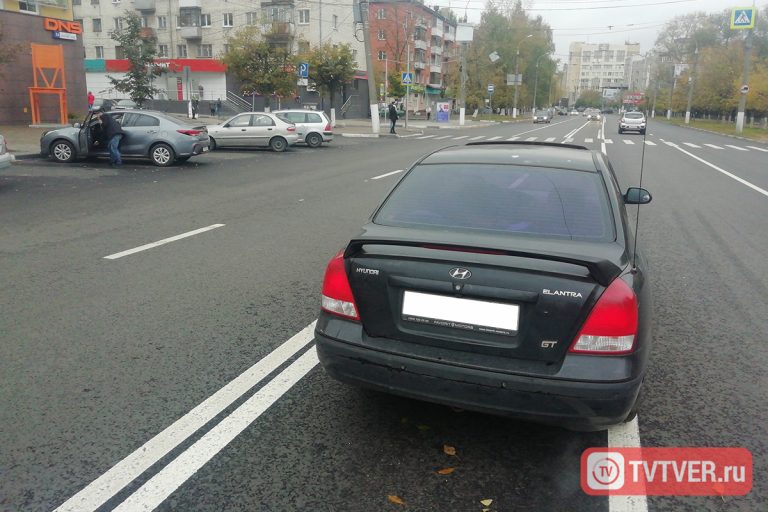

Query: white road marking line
663,141,677,146
622,139,635,145
525,136,538,141
683,142,701,148
703,143,723,149
398,133,420,138
487,136,503,141
604,139,613,144
601,141,607,155
506,136,520,141
371,169,404,180
671,145,768,198
452,135,469,140
747,145,768,152
608,418,648,512
416,134,436,139
725,144,748,151
563,138,573,143
585,138,594,143
54,322,317,512
563,120,591,140
644,141,656,146
113,348,320,512
434,135,453,140
103,224,225,260
468,135,485,141
545,137,556,142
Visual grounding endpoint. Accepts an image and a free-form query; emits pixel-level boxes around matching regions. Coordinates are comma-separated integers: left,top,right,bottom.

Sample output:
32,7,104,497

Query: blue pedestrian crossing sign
299,63,309,78
401,72,413,85
730,7,756,30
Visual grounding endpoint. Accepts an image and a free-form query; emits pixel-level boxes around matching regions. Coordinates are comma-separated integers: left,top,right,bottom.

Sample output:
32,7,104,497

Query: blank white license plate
402,291,519,336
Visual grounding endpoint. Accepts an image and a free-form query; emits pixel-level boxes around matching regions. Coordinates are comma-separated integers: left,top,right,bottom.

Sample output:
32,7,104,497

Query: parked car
618,111,647,134
315,141,653,431
274,109,333,147
532,110,551,124
207,112,299,152
0,134,13,170
40,109,210,166
570,110,579,116
111,99,138,110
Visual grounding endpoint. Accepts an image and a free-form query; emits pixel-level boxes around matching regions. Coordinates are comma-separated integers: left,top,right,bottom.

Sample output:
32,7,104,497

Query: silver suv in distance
619,111,646,134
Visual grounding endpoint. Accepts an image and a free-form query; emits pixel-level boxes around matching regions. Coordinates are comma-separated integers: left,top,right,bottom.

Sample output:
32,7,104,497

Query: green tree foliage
388,72,406,99
575,90,602,108
223,26,296,107
108,12,161,107
299,43,357,108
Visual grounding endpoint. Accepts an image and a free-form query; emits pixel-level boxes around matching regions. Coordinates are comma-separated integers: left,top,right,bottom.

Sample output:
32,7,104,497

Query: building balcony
431,46,442,55
413,61,426,70
37,0,68,8
414,40,428,51
134,0,156,12
261,0,295,5
179,0,202,7
430,64,442,73
444,31,455,42
263,21,295,39
431,25,443,38
139,27,156,39
180,26,202,39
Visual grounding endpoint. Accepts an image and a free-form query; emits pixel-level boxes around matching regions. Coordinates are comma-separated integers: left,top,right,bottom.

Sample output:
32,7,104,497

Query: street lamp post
512,34,533,118
532,53,547,112
666,63,675,120
684,45,698,124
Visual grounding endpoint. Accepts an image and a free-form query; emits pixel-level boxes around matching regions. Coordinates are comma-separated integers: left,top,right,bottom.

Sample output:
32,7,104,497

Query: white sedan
207,112,300,152
0,134,14,170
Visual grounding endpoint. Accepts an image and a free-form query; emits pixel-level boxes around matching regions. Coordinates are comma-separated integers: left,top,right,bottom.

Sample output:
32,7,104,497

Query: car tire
150,142,175,167
306,133,322,148
618,128,623,134
50,139,76,163
209,137,217,151
640,130,646,135
269,136,288,152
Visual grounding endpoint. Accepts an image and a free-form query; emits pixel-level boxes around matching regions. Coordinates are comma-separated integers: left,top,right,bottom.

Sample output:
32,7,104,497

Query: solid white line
506,136,520,141
672,145,768,198
746,145,768,152
622,140,635,145
683,142,701,148
585,138,594,143
545,137,556,142
525,136,538,141
416,134,436,139
371,169,404,180
703,144,722,149
434,135,453,140
397,133,420,138
563,120,591,140
644,141,656,146
601,141,607,155
103,224,225,260
608,418,648,512
604,139,613,144
468,135,485,141
54,322,317,512
487,136,502,141
452,135,469,140
725,144,748,151
113,348,320,512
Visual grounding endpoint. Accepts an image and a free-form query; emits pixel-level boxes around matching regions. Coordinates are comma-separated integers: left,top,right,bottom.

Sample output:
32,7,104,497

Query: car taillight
321,250,359,321
324,122,332,131
177,129,202,136
569,278,638,355
287,126,296,132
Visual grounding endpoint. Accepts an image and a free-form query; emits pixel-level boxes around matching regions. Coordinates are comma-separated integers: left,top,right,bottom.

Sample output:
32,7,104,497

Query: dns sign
43,18,83,34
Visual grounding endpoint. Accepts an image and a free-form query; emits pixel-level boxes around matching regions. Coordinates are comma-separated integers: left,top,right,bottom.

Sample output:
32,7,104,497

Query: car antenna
631,110,649,274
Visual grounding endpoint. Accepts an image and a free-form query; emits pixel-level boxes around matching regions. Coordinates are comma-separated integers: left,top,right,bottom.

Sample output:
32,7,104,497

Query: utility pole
513,34,533,118
358,1,380,133
736,16,754,134
684,45,698,124
666,63,675,120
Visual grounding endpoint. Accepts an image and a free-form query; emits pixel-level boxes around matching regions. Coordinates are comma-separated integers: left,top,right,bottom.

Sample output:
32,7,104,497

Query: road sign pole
736,25,754,134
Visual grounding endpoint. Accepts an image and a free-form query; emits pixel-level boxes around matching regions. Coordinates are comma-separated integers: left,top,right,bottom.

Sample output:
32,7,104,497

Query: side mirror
73,122,81,129
624,187,652,205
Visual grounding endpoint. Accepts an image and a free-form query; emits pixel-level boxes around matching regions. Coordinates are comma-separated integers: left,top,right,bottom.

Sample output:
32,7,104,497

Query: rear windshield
625,112,644,119
374,164,615,241
535,111,548,116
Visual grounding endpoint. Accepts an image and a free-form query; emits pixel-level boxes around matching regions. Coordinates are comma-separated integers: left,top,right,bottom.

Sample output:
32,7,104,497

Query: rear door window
131,114,160,127
374,164,615,241
307,113,323,123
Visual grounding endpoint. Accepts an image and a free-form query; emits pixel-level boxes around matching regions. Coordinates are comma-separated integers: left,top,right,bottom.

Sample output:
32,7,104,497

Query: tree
108,12,161,106
300,43,357,109
223,26,296,108
575,90,601,108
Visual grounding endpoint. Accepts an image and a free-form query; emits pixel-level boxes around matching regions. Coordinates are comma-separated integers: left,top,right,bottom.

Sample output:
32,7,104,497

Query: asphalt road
1,115,765,512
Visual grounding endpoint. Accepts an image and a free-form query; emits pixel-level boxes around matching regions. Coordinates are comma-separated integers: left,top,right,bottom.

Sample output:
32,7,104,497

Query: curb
10,152,42,161
341,133,380,138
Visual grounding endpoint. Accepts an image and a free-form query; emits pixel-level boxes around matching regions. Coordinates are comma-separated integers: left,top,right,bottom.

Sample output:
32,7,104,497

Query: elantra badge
449,268,472,280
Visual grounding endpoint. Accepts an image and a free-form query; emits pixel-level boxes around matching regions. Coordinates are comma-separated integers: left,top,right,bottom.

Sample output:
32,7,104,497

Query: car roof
418,142,598,172
274,109,325,114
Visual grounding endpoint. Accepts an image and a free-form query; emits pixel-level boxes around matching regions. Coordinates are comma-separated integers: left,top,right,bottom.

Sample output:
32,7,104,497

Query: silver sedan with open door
207,112,299,152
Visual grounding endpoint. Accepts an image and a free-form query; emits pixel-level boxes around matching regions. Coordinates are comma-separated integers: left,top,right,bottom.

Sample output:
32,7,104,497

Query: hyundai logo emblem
449,267,472,280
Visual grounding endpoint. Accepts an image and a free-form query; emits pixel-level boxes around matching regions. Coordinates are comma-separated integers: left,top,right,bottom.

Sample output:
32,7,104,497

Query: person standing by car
87,91,95,111
96,111,125,167
388,102,398,134
191,97,199,119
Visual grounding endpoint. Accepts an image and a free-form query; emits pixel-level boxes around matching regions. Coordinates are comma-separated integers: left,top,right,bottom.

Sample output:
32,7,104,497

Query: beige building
565,42,641,104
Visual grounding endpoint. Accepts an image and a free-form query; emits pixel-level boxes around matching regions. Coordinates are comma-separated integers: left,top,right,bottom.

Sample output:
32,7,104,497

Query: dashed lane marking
103,225,225,260
371,170,404,180
703,144,723,149
683,143,701,148
746,146,768,152
725,144,748,151
622,140,635,145
644,141,656,146
468,135,485,141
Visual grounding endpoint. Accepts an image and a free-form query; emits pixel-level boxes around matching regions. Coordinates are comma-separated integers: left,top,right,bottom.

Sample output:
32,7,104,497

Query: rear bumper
315,322,643,431
619,124,645,131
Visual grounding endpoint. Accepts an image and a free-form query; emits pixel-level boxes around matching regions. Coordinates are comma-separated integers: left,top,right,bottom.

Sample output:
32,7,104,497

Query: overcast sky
433,0,767,62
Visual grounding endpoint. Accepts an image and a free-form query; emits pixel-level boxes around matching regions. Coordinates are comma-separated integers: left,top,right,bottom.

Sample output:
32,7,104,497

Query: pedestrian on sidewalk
95,111,124,167
209,101,216,117
426,105,431,120
191,97,199,119
87,91,95,111
388,102,398,134
216,98,222,117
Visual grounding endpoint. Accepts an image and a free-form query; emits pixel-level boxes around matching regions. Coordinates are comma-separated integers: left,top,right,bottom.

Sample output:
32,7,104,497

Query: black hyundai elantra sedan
315,142,652,431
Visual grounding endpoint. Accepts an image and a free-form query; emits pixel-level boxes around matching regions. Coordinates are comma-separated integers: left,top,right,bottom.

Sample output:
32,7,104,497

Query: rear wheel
150,143,175,167
50,139,76,163
269,136,288,152
306,133,322,148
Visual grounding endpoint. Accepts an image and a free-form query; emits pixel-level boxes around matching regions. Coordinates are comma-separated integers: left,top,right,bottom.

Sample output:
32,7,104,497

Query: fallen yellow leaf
387,494,405,506
443,444,457,456
417,424,431,431
480,498,493,506
437,467,456,475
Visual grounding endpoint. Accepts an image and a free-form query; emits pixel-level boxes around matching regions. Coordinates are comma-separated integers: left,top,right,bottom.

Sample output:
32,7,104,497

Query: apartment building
369,0,457,112
72,0,366,104
565,42,641,105
0,0,88,124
